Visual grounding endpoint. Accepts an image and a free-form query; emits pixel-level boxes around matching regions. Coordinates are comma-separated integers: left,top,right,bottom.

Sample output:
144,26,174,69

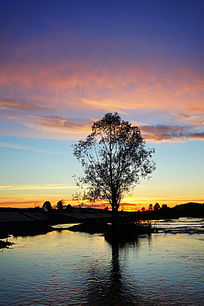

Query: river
0,218,203,305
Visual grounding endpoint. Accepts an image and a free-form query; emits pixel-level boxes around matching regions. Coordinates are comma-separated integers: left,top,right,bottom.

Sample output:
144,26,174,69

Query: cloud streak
0,184,77,191
174,112,204,127
0,141,63,153
2,111,203,142
38,116,91,131
0,60,203,116
140,124,204,142
0,99,52,112
21,116,92,137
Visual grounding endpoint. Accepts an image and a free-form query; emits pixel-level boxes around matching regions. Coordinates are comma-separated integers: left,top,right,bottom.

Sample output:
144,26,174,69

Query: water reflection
87,234,152,305
2,223,52,238
12,226,52,237
1,222,203,305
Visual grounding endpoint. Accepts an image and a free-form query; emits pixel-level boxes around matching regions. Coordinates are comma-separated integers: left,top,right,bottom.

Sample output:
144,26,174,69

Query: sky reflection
0,227,203,304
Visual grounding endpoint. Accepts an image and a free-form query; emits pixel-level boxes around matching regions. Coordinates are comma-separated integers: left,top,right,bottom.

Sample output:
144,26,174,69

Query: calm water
0,218,203,305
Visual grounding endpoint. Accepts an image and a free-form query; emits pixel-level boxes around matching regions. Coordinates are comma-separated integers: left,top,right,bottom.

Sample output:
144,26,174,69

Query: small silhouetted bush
65,204,72,212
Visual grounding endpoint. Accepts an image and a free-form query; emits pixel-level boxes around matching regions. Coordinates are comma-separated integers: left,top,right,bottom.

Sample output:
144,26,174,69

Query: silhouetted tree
161,204,168,210
57,200,63,212
42,201,52,212
73,113,155,219
154,202,160,211
149,204,153,211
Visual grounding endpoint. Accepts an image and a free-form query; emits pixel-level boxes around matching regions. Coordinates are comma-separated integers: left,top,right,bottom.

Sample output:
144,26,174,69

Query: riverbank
0,207,154,247
0,207,112,241
0,204,203,244
1,202,203,227
0,206,111,227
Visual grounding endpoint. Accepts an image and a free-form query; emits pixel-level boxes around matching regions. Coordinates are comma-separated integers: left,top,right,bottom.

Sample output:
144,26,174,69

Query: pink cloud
0,99,52,112
174,112,204,127
0,60,203,115
0,56,203,141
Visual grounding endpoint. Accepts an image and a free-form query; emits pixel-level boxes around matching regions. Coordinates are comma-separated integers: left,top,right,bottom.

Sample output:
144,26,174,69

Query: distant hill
173,202,204,217
173,202,203,210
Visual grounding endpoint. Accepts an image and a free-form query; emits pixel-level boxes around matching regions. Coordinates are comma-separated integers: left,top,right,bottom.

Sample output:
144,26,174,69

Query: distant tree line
137,202,204,219
42,200,72,213
141,203,167,212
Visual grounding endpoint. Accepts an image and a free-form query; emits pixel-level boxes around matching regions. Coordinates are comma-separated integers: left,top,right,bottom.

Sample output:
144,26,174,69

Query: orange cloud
38,116,92,131
22,116,92,137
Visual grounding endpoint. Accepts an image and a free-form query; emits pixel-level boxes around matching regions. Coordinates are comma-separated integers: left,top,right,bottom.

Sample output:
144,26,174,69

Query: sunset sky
0,0,203,210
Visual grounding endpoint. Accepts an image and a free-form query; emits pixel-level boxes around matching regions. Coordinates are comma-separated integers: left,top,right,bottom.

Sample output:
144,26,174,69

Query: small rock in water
0,240,14,249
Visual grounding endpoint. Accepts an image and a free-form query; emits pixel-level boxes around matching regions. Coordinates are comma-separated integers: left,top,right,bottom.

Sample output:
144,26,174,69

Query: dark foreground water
0,218,203,305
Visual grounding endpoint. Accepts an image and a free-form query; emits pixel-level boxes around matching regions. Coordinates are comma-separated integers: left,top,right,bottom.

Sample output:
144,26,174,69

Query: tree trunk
112,201,118,226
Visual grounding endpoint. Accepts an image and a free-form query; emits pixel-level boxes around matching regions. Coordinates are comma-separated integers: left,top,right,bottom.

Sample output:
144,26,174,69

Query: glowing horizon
0,183,203,210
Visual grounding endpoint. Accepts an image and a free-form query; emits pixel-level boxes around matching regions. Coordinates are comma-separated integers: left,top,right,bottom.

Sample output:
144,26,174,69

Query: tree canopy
73,113,155,214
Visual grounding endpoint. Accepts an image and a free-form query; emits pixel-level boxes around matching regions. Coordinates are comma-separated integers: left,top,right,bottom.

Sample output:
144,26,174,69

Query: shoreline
0,206,203,248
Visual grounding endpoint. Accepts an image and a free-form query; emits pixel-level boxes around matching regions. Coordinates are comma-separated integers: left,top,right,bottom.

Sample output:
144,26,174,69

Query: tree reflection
87,234,152,305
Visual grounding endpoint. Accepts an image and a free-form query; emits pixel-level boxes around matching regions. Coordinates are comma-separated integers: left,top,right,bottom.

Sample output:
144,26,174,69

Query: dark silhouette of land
138,202,204,219
0,202,203,247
